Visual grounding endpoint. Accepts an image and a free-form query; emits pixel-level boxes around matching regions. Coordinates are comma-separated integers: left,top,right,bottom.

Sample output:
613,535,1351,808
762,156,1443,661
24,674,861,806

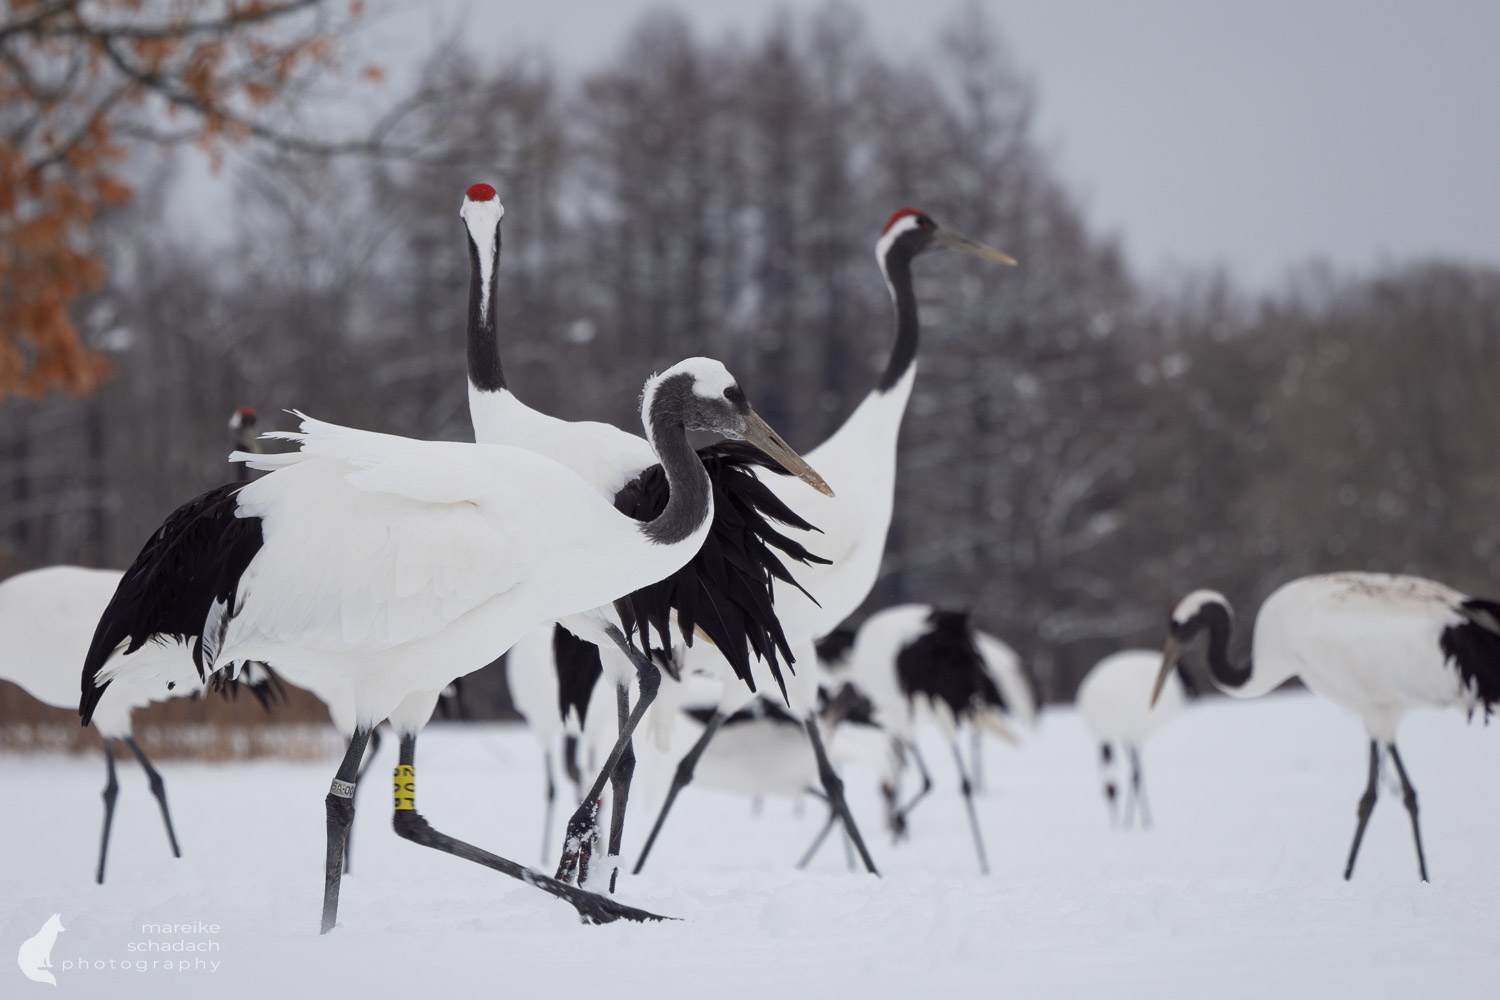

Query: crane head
876,207,1016,274
1151,590,1231,707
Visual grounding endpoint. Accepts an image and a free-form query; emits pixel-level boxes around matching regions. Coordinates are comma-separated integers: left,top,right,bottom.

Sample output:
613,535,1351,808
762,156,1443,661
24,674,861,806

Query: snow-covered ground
3,692,1498,998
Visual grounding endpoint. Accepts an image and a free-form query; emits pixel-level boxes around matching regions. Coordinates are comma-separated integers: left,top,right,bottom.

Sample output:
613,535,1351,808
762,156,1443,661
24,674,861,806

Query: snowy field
3,691,1498,998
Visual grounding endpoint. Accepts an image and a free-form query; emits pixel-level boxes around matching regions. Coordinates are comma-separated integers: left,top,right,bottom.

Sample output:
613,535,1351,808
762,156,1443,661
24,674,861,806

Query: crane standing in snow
1076,649,1193,829
81,359,827,932
631,208,1017,877
1155,573,1500,880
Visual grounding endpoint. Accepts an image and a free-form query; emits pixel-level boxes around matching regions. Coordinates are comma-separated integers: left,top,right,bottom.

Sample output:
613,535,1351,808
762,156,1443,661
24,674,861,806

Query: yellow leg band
394,764,415,811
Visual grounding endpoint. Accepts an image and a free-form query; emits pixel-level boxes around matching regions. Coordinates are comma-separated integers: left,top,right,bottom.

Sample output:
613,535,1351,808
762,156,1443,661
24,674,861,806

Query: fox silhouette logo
17,914,64,986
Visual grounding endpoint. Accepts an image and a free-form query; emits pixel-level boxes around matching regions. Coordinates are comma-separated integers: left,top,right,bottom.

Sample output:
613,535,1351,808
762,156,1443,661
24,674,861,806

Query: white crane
839,604,1030,874
0,565,278,882
631,207,1017,876
1154,573,1500,880
81,357,828,932
0,408,280,883
459,183,849,884
1076,649,1190,829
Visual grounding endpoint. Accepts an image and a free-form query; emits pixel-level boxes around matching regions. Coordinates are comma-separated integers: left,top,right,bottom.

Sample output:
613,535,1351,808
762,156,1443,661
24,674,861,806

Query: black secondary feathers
552,625,604,727
80,483,264,724
611,441,830,704
894,609,1006,720
1442,597,1500,721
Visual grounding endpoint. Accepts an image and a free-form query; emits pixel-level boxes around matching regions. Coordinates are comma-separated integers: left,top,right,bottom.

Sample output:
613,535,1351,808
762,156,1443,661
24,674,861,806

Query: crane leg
1100,743,1119,829
796,805,840,870
605,681,637,891
1386,743,1429,882
632,709,725,874
391,733,666,925
806,715,879,875
554,627,660,887
124,736,180,860
321,728,371,934
96,738,120,884
970,728,986,795
540,748,556,865
1129,745,1152,830
951,740,990,875
344,727,381,875
892,742,934,841
1342,741,1380,881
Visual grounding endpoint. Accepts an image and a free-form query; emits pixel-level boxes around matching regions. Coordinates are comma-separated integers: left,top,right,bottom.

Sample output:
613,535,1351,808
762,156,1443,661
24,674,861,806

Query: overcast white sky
194,0,1500,291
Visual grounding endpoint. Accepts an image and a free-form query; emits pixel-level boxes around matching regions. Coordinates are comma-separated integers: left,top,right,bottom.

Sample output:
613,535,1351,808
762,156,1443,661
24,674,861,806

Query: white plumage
1159,571,1500,880
1075,649,1184,829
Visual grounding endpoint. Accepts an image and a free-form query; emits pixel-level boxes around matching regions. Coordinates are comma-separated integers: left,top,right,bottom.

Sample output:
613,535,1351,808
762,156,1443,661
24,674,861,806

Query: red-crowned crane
81,358,828,932
630,207,1017,876
1154,573,1500,881
1076,649,1192,829
0,408,280,883
459,184,843,886
0,565,279,883
836,605,1032,874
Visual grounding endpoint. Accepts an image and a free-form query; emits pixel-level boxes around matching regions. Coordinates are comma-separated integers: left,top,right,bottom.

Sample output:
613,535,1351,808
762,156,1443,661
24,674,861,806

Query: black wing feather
552,624,604,726
81,483,264,724
611,441,829,704
1442,597,1500,721
894,609,1006,721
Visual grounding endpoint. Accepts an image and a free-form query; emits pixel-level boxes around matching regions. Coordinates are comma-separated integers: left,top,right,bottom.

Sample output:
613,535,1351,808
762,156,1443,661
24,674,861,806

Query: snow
3,692,1498,998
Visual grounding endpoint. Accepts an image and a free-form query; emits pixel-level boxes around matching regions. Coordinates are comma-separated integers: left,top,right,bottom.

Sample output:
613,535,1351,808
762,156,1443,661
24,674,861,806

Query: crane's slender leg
951,740,990,875
1386,743,1429,882
392,733,666,924
891,742,934,841
796,807,840,869
96,738,120,884
345,727,382,874
631,709,726,875
322,728,371,934
1129,745,1152,830
806,716,879,875
970,728,985,794
1100,743,1119,828
124,736,180,860
605,681,637,892
554,628,661,887
540,748,556,865
1342,741,1380,881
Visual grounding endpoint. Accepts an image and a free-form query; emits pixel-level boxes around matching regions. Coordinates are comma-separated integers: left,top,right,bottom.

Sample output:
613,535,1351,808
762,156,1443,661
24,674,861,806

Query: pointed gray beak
1150,637,1181,708
932,225,1017,265
740,411,834,497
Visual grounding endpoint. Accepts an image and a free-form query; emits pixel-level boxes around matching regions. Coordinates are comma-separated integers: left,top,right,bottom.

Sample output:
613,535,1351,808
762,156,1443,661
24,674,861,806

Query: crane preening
82,358,828,932
1154,572,1500,880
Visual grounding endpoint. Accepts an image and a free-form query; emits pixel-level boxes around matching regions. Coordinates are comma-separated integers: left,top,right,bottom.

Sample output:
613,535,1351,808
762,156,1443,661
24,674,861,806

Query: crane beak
740,411,835,497
932,225,1017,265
1150,637,1181,708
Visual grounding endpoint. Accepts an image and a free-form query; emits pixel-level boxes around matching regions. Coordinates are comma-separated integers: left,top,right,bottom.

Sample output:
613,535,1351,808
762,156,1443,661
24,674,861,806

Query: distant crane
1076,649,1192,828
839,605,1031,874
1155,573,1500,880
81,358,826,931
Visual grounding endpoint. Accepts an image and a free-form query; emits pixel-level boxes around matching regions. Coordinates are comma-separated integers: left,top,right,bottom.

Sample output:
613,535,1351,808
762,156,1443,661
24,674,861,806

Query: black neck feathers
639,375,713,547
1198,603,1252,691
466,229,506,393
877,245,919,392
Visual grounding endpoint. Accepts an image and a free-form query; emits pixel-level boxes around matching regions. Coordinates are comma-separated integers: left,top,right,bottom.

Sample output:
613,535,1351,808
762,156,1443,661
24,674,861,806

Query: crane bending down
1076,649,1191,829
82,357,828,932
1,565,280,883
459,184,843,886
835,605,1027,874
1154,572,1500,880
631,208,1017,876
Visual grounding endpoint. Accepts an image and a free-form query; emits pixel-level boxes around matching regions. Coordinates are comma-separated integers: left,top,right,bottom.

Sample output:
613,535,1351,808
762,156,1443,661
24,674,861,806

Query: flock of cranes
0,181,1497,935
